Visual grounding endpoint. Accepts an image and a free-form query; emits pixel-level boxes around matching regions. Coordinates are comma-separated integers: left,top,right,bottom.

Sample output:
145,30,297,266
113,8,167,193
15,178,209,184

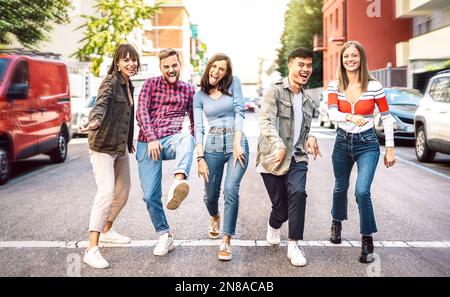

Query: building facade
316,0,412,87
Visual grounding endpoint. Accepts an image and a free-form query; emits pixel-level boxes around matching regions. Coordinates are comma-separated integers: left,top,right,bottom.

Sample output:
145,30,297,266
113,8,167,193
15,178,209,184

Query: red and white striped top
327,80,394,147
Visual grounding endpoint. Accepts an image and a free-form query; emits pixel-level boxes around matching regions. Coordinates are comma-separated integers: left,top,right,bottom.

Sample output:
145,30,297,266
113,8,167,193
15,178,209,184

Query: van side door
6,60,40,159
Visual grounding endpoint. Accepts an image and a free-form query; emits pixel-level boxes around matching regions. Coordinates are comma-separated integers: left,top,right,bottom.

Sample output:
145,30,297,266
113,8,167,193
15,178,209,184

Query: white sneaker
99,229,131,244
153,233,174,256
83,246,109,269
287,242,307,267
166,179,189,210
266,221,281,245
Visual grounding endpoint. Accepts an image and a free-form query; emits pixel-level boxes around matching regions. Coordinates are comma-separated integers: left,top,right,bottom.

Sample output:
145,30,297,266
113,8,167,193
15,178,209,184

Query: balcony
396,0,449,18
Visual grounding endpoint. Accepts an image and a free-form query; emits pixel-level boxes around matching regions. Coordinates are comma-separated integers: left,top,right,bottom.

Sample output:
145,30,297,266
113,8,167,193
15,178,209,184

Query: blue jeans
331,128,380,235
203,135,249,236
136,133,194,235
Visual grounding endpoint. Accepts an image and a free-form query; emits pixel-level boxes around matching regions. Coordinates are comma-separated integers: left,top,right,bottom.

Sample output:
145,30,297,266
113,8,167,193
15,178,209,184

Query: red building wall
322,0,412,87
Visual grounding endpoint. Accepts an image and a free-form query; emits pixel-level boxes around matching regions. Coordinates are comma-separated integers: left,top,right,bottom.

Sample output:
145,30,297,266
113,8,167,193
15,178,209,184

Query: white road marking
1,240,450,249
396,155,450,181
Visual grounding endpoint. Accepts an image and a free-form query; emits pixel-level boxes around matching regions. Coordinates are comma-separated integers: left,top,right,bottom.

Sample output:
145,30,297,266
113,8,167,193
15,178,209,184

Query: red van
0,49,71,184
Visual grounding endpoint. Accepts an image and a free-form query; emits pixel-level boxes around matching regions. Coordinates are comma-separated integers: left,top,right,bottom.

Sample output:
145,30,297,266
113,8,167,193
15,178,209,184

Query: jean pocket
136,143,148,162
336,132,346,142
361,133,378,143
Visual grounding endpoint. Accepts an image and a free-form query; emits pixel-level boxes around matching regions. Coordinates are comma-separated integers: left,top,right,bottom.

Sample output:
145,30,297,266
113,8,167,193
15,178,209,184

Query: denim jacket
257,77,314,175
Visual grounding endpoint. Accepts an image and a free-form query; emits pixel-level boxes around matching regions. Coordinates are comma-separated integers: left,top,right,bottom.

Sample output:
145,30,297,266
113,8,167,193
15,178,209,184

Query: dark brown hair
200,53,233,96
337,41,374,92
288,47,314,63
108,44,140,75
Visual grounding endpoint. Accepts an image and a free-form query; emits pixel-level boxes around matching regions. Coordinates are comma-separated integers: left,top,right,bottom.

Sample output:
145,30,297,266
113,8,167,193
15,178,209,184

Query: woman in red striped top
327,41,396,263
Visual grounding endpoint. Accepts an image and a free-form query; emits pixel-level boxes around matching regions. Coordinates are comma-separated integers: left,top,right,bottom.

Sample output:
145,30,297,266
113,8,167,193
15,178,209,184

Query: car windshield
385,89,421,106
84,96,96,108
0,58,10,82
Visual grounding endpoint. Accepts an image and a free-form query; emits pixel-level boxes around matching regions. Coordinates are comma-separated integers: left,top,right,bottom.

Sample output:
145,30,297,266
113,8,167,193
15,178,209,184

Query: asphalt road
1,112,449,277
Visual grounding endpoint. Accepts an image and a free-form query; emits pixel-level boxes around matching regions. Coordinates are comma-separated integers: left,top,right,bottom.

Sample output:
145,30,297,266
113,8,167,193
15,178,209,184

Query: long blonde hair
337,41,374,92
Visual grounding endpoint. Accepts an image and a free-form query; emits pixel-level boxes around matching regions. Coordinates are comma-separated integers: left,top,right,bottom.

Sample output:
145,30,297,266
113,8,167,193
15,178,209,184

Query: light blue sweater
193,76,245,146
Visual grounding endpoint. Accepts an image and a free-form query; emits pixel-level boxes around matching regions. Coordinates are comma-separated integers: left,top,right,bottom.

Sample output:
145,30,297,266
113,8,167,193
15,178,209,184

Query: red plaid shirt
137,76,195,142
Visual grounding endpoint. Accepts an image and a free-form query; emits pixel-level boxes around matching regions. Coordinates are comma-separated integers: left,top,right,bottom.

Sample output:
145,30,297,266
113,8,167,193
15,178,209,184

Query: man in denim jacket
257,47,321,267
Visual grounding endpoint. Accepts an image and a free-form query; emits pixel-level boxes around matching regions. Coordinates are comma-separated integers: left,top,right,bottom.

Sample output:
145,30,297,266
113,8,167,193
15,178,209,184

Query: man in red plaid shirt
136,49,195,256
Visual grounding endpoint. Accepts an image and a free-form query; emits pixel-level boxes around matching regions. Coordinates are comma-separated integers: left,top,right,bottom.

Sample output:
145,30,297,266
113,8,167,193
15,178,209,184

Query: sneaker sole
287,256,307,267
83,258,109,269
218,254,232,261
208,232,220,239
166,183,189,210
266,237,281,245
99,239,131,244
153,244,175,256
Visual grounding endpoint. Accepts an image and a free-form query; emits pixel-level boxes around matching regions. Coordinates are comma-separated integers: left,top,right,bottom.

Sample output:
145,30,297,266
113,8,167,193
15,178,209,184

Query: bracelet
197,156,205,162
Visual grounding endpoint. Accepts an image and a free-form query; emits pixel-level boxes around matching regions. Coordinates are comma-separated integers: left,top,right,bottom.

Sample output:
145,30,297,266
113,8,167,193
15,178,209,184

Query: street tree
277,0,323,88
75,0,159,76
0,0,70,48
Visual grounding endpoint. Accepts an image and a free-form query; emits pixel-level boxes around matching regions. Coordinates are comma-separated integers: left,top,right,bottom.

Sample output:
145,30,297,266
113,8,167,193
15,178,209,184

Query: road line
1,240,450,249
396,155,450,181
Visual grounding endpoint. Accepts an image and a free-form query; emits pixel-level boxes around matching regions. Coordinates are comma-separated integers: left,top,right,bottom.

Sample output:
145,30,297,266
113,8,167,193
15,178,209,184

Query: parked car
72,95,96,137
243,97,257,112
0,49,71,184
318,90,337,129
414,71,450,162
374,87,422,142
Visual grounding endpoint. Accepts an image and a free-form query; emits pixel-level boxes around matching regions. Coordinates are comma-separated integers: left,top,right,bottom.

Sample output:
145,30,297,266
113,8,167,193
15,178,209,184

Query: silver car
414,71,450,162
71,96,96,137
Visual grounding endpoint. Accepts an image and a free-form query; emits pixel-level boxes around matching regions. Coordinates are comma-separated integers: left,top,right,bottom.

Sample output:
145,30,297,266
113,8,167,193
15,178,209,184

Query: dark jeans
261,158,308,240
331,128,380,235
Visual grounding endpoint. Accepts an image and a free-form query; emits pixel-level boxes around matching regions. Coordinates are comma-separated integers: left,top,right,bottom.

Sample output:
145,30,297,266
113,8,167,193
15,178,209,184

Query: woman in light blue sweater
194,53,249,261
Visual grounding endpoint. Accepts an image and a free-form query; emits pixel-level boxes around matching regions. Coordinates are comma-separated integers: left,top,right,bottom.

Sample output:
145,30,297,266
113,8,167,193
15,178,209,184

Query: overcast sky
184,0,289,82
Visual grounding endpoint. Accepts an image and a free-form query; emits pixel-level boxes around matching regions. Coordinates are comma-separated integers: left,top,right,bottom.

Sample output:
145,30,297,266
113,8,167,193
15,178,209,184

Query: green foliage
277,0,323,88
0,0,70,48
425,60,450,71
75,0,160,76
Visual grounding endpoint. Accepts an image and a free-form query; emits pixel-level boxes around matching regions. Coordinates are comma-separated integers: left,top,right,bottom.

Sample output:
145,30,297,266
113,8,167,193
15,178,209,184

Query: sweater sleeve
193,91,205,145
327,80,348,122
231,76,245,132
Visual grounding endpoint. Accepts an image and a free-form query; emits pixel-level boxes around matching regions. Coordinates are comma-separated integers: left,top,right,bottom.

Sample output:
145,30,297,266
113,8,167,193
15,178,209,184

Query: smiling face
342,45,361,73
160,54,181,84
208,60,228,87
288,57,313,89
117,52,138,80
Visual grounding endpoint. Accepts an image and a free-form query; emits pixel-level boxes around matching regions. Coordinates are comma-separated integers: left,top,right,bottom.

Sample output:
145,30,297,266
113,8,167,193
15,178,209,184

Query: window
335,8,339,30
0,58,10,82
429,77,450,103
11,61,28,85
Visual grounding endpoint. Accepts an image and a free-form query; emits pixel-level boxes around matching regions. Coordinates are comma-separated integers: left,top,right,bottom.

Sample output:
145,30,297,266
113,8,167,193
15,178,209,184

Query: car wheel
415,125,435,162
0,147,11,185
49,132,68,163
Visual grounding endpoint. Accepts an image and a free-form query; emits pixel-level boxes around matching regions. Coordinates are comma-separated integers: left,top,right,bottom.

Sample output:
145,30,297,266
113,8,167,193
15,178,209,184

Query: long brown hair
337,41,374,92
108,44,140,75
200,53,233,96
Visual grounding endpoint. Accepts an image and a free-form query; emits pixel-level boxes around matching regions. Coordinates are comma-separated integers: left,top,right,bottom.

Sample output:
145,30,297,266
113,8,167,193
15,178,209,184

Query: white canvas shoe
287,242,307,267
99,229,131,244
266,221,281,245
83,246,109,269
153,233,175,256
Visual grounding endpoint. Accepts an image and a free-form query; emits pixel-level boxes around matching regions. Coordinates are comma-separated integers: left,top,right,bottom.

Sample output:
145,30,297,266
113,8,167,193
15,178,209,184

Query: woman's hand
233,143,246,168
347,114,368,127
384,147,396,168
128,144,135,154
198,159,209,183
80,119,100,132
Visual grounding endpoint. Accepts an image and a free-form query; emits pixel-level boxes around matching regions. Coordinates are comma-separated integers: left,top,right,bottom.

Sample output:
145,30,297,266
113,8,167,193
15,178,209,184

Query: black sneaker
329,220,342,244
359,235,374,263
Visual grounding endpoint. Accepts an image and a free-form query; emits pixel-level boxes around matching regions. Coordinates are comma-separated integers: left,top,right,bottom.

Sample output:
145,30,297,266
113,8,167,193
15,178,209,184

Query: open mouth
209,75,219,85
299,73,309,80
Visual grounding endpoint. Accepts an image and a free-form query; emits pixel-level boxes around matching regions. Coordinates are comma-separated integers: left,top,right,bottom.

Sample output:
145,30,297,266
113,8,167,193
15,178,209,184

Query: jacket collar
282,77,311,103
